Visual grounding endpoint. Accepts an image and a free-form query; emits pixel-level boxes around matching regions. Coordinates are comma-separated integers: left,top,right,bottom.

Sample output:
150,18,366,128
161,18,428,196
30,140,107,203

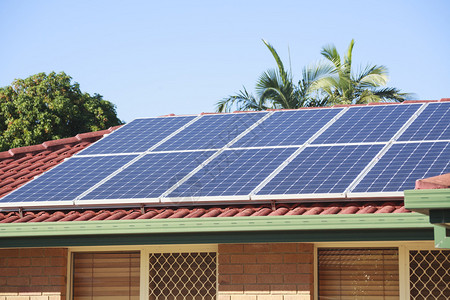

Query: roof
415,173,450,190
2,99,449,224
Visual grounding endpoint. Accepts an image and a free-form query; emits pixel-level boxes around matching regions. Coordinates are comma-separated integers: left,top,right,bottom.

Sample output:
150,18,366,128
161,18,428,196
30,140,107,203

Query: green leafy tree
0,72,123,151
313,39,409,104
216,40,331,112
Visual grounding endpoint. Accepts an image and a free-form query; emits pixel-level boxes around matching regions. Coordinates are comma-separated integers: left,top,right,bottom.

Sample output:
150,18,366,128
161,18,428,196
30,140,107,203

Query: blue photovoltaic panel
0,155,137,204
81,151,215,200
168,148,296,197
232,108,342,148
257,144,384,195
78,116,195,155
398,102,450,141
312,104,420,144
155,112,267,151
352,142,450,193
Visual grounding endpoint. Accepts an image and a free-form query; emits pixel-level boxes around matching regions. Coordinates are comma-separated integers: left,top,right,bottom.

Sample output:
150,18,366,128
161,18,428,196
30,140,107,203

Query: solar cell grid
352,142,450,193
232,108,342,148
78,116,195,155
167,148,296,198
155,112,267,151
312,104,420,144
81,151,215,200
0,155,137,204
398,102,450,141
257,144,384,195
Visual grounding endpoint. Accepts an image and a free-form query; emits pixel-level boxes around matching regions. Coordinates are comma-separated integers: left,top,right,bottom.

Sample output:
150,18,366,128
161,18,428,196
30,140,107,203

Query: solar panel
0,155,137,204
312,104,420,144
78,116,195,155
232,108,342,148
155,112,267,151
2,101,449,209
80,151,215,200
352,142,450,193
257,144,384,195
167,148,296,198
398,102,450,141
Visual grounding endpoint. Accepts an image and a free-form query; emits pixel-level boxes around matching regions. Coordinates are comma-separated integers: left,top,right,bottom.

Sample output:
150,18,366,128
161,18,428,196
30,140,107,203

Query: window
318,248,399,299
316,244,450,300
72,252,140,300
409,250,450,299
70,245,218,299
148,252,217,299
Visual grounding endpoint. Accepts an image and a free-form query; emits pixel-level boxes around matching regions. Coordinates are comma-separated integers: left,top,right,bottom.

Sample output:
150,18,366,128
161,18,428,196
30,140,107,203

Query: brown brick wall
0,248,67,300
218,243,314,300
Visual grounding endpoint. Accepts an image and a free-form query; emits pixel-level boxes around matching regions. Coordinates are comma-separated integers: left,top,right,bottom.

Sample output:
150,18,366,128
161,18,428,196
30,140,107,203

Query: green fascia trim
404,188,450,215
0,228,434,248
0,213,431,238
434,225,450,249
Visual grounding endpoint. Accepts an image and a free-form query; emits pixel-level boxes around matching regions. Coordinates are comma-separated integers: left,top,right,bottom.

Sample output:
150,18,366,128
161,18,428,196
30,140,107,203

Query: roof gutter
0,213,430,238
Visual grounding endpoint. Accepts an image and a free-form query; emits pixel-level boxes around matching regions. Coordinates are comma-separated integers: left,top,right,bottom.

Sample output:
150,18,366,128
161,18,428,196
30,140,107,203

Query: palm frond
343,39,355,76
371,87,410,102
216,87,268,112
262,39,291,85
355,64,388,87
321,44,341,69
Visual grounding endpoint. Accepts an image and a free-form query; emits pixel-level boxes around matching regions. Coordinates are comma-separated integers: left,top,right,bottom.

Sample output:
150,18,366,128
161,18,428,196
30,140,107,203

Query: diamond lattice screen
148,252,216,300
409,250,450,299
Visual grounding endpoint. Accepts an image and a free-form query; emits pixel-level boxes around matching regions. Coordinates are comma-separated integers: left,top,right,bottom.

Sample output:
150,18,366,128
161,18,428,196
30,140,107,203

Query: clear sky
1,0,449,122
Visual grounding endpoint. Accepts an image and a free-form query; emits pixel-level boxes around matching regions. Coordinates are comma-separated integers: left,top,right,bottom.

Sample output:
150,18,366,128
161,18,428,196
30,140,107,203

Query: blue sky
1,0,449,122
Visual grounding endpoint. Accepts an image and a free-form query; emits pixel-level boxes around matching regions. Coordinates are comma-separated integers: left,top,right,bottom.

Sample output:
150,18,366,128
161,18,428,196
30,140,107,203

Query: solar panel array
1,101,449,208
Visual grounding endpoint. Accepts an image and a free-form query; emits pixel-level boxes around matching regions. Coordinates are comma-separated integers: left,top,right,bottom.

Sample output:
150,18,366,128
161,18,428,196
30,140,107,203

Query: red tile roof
415,173,450,190
0,202,410,223
6,99,450,223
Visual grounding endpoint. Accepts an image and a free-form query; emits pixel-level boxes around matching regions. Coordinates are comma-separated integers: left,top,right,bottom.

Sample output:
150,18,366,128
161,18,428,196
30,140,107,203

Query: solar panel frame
0,155,138,207
350,141,450,193
231,108,343,148
154,112,268,151
312,104,421,144
76,115,197,155
254,144,384,198
165,147,297,199
78,150,216,202
397,102,450,141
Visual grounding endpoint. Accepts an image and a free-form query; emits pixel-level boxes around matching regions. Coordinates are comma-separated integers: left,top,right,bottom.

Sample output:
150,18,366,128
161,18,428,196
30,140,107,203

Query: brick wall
0,248,67,300
218,243,314,300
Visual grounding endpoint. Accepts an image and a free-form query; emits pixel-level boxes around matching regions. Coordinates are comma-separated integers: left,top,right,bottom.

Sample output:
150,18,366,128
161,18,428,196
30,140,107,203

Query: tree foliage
0,72,123,151
314,39,409,104
217,40,410,112
217,40,330,112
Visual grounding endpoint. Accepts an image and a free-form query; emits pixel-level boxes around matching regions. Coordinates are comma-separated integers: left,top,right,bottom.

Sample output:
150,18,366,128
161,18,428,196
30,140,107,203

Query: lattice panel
410,250,450,299
149,252,216,300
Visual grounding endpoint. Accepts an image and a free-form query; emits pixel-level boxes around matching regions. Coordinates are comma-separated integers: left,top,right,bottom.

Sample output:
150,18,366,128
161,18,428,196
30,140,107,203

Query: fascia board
404,188,450,214
0,213,431,238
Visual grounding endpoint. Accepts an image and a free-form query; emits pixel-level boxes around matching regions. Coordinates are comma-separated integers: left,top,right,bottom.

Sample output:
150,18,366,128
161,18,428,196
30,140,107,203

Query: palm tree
216,40,331,112
313,39,409,104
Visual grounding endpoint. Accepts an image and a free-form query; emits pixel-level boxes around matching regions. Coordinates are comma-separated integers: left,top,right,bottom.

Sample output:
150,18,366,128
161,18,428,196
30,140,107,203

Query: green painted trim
404,188,450,214
0,228,434,248
434,225,450,249
0,213,431,238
